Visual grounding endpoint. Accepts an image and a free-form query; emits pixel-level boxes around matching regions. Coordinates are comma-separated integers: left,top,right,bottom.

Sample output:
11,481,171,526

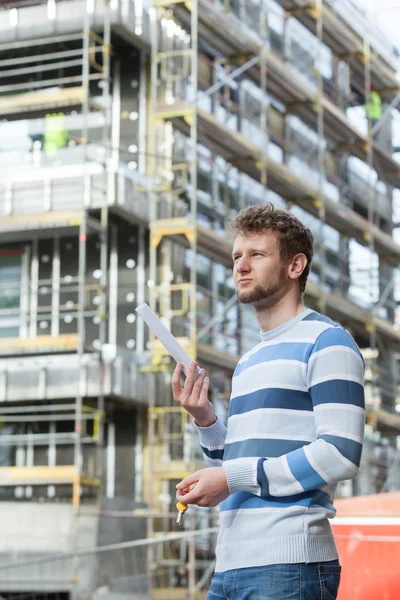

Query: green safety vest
364,91,382,121
44,112,68,155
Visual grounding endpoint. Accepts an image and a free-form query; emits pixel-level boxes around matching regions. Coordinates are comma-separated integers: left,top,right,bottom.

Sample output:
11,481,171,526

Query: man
363,84,382,129
172,203,365,600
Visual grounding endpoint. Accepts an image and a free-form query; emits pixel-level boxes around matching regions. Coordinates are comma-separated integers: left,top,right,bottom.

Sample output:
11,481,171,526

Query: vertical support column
106,421,115,498
102,0,112,142
99,5,112,476
210,144,219,349
138,52,148,177
97,206,109,489
75,214,87,495
339,233,350,296
26,425,33,499
102,3,114,210
378,228,396,412
99,212,109,359
338,154,351,297
136,225,146,355
282,10,290,171
29,238,39,339
71,205,88,600
15,440,25,499
111,59,121,175
188,7,199,596
108,224,118,347
211,262,218,348
146,514,155,600
134,408,144,503
81,13,91,163
148,0,158,484
109,58,121,209
283,9,291,65
71,17,92,600
147,7,160,597
20,244,31,339
188,0,198,362
147,377,157,600
364,29,378,425
315,0,326,314
51,236,60,338
259,0,269,204
48,420,56,499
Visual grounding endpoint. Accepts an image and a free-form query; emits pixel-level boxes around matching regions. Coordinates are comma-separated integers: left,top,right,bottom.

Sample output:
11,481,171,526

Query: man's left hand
176,467,230,508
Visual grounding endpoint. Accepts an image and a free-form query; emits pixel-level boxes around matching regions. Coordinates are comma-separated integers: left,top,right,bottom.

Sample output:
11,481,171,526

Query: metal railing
0,514,219,600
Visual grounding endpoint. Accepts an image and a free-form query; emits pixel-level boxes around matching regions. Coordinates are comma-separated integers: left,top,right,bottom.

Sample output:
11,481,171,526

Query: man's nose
236,257,250,271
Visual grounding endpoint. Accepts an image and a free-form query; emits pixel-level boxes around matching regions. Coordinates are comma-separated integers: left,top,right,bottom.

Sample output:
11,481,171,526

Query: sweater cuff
194,416,227,449
225,457,259,494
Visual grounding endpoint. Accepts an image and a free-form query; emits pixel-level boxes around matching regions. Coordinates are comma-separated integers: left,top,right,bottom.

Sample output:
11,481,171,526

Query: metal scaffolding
0,4,113,509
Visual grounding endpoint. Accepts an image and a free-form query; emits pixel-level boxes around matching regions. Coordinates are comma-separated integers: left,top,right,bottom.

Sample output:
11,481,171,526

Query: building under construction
0,0,399,598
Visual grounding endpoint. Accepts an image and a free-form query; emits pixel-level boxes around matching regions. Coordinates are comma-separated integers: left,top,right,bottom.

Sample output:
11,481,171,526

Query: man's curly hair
228,203,314,293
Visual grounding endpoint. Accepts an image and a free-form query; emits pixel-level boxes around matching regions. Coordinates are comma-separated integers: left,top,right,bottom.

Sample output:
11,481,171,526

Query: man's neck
255,296,305,333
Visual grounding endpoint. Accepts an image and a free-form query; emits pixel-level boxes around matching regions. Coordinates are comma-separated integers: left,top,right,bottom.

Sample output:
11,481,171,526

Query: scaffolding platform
174,0,400,189
197,341,238,372
0,334,79,356
306,280,400,345
163,104,400,266
0,351,147,403
0,210,102,242
278,0,400,102
0,465,78,486
0,167,150,232
0,86,85,118
150,218,233,269
0,465,100,508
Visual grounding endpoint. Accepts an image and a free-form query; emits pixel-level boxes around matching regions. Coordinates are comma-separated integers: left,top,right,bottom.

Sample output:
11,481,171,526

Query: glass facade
0,252,22,338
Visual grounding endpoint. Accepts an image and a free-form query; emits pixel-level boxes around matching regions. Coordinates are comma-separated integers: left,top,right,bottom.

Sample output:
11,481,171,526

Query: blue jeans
206,560,341,600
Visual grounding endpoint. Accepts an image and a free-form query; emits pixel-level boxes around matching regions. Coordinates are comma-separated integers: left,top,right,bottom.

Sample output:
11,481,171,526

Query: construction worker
364,84,382,128
44,112,68,156
172,203,365,599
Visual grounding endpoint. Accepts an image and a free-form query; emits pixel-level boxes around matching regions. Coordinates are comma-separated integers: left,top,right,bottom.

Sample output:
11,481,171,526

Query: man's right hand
171,361,217,427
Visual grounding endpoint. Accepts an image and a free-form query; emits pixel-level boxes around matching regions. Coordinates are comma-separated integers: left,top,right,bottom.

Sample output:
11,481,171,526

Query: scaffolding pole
260,0,269,202
147,5,161,597
147,1,201,597
364,17,379,429
188,3,198,597
97,0,112,500
315,0,326,315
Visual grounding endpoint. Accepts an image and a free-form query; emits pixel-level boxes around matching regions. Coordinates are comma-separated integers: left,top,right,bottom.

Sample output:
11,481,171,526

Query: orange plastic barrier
333,492,400,600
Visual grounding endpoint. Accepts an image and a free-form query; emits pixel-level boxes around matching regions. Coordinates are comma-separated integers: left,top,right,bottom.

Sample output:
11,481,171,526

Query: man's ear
288,253,308,282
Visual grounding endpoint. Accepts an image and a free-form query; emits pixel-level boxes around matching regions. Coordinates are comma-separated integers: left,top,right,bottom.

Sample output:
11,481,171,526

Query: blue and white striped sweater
195,309,365,572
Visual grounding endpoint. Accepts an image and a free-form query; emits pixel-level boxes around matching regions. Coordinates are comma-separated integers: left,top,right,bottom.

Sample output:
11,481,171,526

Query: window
0,251,22,338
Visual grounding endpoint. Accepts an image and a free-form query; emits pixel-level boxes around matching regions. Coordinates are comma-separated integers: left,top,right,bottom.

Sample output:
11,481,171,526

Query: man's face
232,231,289,307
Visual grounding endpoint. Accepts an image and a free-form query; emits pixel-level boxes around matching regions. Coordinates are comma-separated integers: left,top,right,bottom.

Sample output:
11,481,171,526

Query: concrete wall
0,502,98,595
0,502,97,553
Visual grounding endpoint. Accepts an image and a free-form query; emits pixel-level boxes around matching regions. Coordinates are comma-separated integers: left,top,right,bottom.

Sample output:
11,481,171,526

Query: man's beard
237,272,286,307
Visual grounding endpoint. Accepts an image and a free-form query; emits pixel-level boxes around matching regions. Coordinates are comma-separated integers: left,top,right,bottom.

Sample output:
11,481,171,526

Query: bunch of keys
176,500,188,525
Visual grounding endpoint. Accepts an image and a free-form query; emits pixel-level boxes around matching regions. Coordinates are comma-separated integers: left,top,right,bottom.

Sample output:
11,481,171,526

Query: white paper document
135,303,200,376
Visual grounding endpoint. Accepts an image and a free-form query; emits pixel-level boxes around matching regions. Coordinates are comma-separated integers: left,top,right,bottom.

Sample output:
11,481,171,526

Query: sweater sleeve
194,416,227,467
225,326,365,496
